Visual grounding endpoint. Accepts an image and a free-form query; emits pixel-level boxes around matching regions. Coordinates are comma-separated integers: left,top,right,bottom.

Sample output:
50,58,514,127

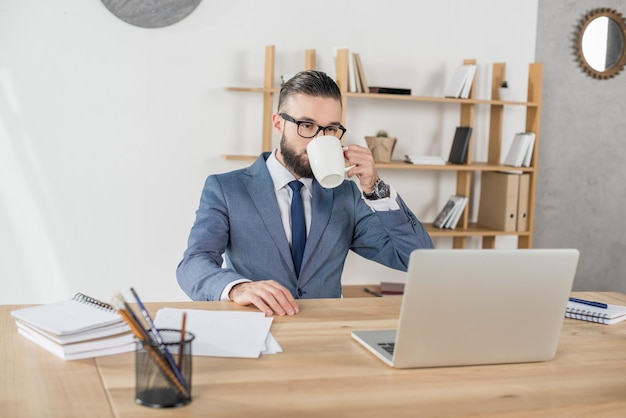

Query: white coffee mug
306,135,349,189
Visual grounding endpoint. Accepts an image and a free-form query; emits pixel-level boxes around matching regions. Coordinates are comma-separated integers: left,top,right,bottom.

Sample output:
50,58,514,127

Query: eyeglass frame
279,113,347,140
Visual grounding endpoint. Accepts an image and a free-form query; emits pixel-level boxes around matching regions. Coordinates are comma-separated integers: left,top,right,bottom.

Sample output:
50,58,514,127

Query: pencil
364,287,383,297
111,295,189,398
113,292,149,340
129,287,186,387
178,312,187,370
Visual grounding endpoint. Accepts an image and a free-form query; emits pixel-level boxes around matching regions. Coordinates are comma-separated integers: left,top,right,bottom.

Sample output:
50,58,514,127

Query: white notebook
16,322,134,360
11,293,134,360
565,300,626,325
11,293,124,336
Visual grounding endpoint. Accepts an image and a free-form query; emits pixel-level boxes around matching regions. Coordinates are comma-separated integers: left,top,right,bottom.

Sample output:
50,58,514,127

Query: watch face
376,180,389,197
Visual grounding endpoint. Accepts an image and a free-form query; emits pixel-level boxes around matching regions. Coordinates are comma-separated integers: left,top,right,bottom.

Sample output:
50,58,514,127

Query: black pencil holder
135,328,195,408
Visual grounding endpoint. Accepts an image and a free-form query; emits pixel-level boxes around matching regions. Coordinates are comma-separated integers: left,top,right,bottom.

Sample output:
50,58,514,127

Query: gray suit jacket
177,153,433,301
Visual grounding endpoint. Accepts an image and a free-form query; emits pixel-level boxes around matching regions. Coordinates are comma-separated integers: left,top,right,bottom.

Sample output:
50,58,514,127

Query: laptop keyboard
378,342,395,355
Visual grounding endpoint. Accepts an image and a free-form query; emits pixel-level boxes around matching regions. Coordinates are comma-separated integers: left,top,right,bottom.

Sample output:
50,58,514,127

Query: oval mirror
574,8,626,79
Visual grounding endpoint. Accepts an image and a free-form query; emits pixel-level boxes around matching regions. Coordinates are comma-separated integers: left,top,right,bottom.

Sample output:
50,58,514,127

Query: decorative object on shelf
573,8,626,79
498,81,510,101
365,130,397,163
100,0,202,28
281,74,295,85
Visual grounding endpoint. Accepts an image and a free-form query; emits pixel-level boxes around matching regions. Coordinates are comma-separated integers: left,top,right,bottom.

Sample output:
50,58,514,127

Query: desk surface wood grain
3,291,626,417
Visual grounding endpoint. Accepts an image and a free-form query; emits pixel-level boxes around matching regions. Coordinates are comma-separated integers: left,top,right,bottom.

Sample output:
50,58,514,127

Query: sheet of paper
153,308,274,358
262,331,283,354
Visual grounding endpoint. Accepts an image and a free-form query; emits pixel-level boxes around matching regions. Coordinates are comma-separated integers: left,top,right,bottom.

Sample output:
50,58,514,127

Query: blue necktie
288,181,306,276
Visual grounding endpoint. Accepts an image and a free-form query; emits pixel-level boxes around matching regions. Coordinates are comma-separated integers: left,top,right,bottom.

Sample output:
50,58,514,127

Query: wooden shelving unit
224,45,315,160
224,45,543,249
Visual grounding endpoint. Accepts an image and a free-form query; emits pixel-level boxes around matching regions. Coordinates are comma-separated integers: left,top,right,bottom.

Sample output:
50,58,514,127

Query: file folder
517,173,530,231
477,172,519,231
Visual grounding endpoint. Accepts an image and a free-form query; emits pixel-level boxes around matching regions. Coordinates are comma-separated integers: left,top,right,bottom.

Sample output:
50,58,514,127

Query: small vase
365,136,397,163
498,87,510,101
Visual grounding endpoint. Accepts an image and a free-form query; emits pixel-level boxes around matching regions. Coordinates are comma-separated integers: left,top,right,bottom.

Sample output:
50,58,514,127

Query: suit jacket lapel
243,154,294,271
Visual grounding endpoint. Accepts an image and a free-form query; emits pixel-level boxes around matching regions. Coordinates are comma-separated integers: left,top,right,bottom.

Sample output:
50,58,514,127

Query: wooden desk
3,292,626,417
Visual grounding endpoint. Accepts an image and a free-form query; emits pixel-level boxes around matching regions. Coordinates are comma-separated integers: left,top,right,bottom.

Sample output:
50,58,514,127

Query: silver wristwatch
363,178,390,200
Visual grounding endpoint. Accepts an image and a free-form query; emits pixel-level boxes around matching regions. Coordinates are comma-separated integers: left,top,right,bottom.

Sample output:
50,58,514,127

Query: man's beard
280,133,314,178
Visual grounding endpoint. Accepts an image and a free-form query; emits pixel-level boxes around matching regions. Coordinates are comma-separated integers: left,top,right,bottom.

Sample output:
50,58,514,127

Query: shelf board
222,156,537,173
345,92,541,107
224,87,541,107
222,154,259,162
426,223,531,237
379,161,536,172
225,86,279,93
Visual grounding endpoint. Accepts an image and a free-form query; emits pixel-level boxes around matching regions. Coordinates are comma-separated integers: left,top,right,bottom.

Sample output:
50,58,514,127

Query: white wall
0,0,538,303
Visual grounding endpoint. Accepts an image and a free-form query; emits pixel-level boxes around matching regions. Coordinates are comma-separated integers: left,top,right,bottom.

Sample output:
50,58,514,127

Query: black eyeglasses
280,113,346,140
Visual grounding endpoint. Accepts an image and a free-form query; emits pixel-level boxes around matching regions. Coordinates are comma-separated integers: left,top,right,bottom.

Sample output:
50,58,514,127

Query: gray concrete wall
535,0,626,291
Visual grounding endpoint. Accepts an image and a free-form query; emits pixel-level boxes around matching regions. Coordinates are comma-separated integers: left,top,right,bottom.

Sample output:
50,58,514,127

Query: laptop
352,248,579,368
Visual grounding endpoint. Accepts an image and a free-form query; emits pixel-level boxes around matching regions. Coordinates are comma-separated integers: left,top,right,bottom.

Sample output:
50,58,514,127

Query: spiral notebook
565,300,626,325
11,293,133,360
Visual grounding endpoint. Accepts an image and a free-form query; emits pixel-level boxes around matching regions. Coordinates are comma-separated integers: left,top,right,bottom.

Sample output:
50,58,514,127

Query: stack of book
347,50,411,95
432,195,468,229
503,132,536,167
444,64,477,99
404,155,446,165
10,293,134,360
380,282,405,296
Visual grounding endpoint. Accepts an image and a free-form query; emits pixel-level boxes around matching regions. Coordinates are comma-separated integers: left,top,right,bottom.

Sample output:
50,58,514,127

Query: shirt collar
266,149,314,193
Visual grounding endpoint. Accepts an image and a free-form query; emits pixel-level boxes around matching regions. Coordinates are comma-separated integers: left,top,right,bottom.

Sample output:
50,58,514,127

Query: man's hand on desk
229,280,300,316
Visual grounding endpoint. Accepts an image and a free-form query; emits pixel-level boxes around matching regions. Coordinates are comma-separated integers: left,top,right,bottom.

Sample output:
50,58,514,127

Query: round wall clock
101,0,202,29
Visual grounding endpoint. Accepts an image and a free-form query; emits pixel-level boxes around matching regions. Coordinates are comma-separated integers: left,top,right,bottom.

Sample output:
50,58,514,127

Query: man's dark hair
278,70,342,112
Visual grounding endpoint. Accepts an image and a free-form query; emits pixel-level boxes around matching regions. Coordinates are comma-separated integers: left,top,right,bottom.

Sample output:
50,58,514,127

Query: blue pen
569,297,608,309
130,287,186,386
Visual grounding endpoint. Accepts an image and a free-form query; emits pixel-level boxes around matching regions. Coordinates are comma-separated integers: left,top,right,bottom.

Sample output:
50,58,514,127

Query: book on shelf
521,133,535,167
368,86,412,95
503,132,536,167
404,155,446,165
432,199,456,228
433,195,466,229
566,299,626,325
444,195,468,229
444,64,476,99
10,292,134,360
348,49,358,93
353,57,363,93
380,282,405,296
448,126,473,164
353,52,370,93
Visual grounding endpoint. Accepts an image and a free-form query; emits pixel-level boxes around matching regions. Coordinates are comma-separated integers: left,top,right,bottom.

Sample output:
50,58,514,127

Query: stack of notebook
10,293,134,360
